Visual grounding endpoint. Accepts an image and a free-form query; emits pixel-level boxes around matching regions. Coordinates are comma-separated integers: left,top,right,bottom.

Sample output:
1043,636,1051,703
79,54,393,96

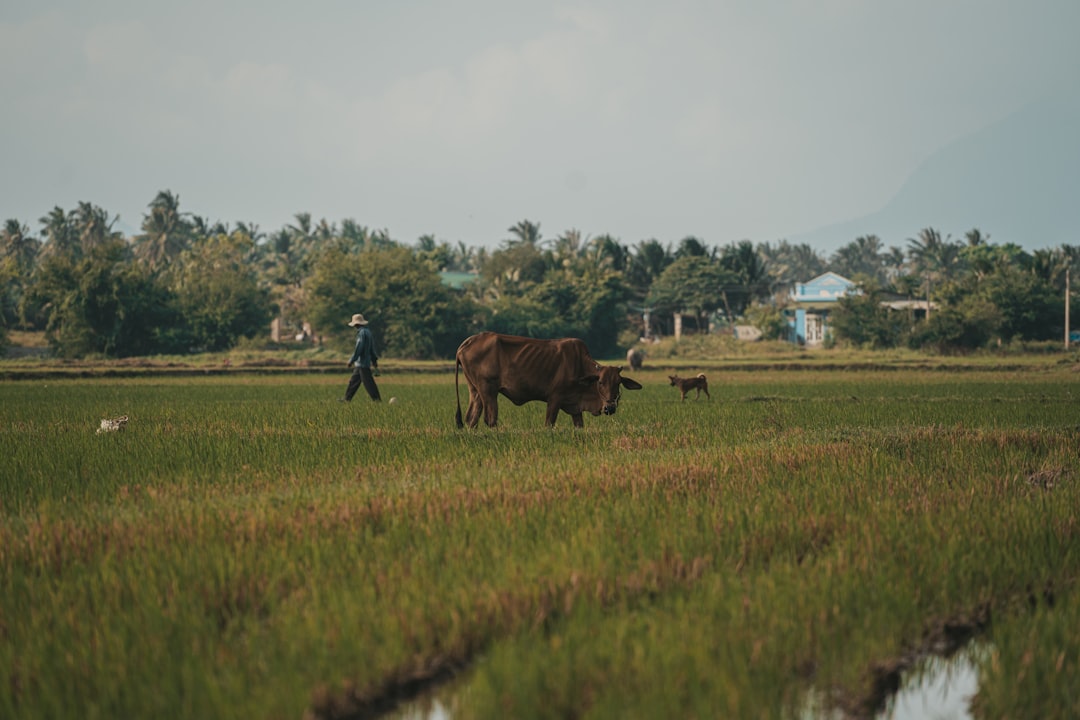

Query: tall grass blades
1,367,1079,719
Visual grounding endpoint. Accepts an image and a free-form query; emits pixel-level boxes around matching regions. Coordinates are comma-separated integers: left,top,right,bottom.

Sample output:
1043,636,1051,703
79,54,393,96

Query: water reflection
390,644,988,720
799,642,988,720
878,643,988,720
392,697,452,720
387,681,463,720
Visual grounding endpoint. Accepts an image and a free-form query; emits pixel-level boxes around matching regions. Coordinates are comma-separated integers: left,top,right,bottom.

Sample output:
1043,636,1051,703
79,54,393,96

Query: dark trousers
344,366,381,401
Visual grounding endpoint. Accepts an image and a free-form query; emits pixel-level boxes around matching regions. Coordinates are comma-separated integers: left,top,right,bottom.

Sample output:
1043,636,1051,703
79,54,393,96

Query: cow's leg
465,386,483,428
481,383,500,427
570,412,584,428
545,401,561,427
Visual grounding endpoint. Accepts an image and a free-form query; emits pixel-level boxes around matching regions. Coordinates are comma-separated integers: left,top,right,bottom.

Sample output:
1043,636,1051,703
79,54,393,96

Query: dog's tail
697,373,706,380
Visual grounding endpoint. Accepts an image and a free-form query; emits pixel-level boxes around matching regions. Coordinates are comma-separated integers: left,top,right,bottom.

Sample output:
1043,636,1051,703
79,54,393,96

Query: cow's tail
454,354,464,429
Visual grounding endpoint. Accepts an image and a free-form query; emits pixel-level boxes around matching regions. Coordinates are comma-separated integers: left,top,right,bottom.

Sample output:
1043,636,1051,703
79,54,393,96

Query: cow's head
580,365,643,415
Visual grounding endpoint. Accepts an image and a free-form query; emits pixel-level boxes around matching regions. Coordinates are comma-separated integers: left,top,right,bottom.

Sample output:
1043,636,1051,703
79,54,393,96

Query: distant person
341,313,381,402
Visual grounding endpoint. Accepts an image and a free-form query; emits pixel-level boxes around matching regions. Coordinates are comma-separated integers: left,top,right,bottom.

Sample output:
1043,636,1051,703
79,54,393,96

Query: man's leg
360,367,382,401
343,368,365,401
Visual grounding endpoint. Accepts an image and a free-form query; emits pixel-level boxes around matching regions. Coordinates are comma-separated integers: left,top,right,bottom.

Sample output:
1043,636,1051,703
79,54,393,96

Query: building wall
788,308,806,345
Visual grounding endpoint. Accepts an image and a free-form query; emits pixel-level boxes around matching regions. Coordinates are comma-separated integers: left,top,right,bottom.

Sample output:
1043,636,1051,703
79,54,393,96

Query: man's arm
347,333,363,366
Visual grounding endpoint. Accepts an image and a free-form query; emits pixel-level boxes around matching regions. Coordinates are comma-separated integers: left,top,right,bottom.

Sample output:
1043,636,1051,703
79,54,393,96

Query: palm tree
234,221,263,243
313,218,337,244
1032,247,1072,289
414,234,453,272
369,228,395,249
270,230,305,289
719,240,771,310
338,219,375,253
1063,244,1080,281
626,239,672,299
416,234,438,253
587,234,628,272
276,212,319,283
674,235,711,259
553,228,586,268
447,240,480,273
73,201,122,254
829,235,885,283
506,220,543,248
287,212,314,248
964,228,990,247
136,190,192,270
38,206,80,261
190,216,230,240
789,243,826,282
760,240,827,294
1,219,40,275
906,227,964,312
907,227,963,283
883,246,907,283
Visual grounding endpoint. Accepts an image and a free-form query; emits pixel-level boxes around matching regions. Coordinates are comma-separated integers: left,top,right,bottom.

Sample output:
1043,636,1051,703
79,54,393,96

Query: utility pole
1067,267,1071,351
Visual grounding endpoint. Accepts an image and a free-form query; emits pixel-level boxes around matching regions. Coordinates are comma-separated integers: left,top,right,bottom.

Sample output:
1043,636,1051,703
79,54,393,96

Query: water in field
877,643,987,720
799,642,987,720
392,697,452,720
389,644,987,720
387,682,462,720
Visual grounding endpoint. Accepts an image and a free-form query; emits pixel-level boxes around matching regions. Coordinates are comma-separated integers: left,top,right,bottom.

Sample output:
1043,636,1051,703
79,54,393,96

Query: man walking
341,313,381,402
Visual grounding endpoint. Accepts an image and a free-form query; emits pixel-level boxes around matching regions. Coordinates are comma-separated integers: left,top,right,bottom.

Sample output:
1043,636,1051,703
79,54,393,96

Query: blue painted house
439,271,478,290
785,272,857,346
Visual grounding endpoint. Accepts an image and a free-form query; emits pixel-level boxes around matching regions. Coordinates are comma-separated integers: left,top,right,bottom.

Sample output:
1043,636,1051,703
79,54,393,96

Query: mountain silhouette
789,93,1080,255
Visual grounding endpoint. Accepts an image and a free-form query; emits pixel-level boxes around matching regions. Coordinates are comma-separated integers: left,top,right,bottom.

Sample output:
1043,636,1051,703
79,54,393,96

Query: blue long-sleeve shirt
348,326,378,368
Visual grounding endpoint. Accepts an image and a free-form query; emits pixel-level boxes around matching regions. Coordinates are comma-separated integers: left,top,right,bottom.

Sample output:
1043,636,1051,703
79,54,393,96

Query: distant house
784,272,857,346
879,297,934,317
439,271,478,290
784,272,936,346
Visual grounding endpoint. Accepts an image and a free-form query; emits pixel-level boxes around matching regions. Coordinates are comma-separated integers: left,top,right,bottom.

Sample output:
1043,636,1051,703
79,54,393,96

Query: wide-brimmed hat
347,313,369,327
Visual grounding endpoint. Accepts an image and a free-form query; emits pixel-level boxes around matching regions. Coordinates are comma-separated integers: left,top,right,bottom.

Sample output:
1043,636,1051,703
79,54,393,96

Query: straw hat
347,313,369,327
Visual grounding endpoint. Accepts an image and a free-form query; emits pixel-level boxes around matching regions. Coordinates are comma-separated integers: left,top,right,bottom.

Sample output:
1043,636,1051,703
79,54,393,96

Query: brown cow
455,332,642,428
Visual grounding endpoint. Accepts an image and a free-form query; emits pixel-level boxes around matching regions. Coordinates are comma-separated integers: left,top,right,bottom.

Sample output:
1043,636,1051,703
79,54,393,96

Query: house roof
882,299,937,311
439,271,478,289
786,301,841,311
789,272,856,303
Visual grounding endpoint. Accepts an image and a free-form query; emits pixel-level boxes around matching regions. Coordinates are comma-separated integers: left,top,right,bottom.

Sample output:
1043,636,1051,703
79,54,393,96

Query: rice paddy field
2,357,1079,719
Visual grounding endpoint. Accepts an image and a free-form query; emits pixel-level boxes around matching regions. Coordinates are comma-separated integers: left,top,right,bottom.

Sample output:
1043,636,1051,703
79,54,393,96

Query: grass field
2,358,1079,719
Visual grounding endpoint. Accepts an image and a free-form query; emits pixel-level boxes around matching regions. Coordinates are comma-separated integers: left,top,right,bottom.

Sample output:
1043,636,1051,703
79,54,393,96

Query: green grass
2,363,1079,719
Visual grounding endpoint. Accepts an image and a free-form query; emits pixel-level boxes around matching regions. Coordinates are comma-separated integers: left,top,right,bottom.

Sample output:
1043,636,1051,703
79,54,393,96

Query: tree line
1,190,1077,359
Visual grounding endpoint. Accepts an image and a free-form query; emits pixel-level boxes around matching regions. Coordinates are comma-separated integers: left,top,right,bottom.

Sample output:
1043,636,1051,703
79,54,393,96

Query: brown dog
669,373,710,401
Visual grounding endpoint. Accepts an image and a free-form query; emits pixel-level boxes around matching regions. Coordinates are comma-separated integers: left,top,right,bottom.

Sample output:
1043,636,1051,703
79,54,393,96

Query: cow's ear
578,374,600,387
621,377,643,390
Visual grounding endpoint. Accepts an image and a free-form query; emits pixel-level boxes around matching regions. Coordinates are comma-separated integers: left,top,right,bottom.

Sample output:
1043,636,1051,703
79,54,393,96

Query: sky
2,0,1078,251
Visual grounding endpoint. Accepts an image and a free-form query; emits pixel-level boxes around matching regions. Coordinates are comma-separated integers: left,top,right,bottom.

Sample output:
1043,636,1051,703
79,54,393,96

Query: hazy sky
3,1,1077,249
